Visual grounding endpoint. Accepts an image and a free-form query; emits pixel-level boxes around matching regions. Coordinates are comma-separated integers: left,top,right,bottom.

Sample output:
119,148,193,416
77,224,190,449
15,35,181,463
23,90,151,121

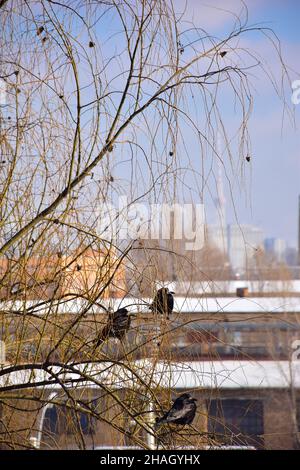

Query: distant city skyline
207,219,296,271
174,0,300,249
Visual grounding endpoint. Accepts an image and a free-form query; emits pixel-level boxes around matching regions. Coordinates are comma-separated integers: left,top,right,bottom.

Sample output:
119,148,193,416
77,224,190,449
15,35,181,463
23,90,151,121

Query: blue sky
172,0,300,247
245,0,300,248
25,0,299,248
237,0,300,248
87,0,300,248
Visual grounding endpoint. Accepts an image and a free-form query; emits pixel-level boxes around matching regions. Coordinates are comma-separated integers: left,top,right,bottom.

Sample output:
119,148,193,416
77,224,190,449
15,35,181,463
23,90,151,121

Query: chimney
236,287,249,298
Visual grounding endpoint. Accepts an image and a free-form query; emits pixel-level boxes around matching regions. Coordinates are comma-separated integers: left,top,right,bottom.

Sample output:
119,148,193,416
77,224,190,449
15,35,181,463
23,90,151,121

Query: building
0,360,299,450
1,286,300,450
264,237,287,263
227,224,264,274
0,247,126,301
206,224,265,274
206,224,227,256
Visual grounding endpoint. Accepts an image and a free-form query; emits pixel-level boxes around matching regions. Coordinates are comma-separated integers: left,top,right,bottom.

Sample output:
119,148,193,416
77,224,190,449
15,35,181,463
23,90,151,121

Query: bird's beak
170,291,175,294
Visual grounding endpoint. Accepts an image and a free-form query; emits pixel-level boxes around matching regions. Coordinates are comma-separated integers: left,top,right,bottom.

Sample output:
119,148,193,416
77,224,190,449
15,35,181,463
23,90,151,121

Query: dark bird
156,393,197,427
219,51,227,58
246,155,251,162
94,307,130,347
150,287,174,318
37,26,45,36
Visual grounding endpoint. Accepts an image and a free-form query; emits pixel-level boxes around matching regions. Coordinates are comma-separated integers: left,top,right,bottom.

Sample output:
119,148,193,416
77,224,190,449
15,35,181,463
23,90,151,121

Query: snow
157,280,300,296
2,295,300,315
0,360,299,390
173,296,300,314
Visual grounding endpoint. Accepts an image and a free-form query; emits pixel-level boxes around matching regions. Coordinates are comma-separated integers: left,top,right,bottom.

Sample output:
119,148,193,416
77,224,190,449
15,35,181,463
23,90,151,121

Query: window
224,330,243,346
296,400,300,432
43,406,59,435
232,331,242,346
78,406,96,435
207,399,264,449
188,330,218,343
0,340,5,363
43,401,97,437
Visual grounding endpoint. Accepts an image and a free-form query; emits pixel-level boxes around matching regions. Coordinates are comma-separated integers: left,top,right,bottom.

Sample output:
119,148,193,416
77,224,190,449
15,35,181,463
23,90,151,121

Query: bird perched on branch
155,393,197,427
94,307,130,347
150,287,174,318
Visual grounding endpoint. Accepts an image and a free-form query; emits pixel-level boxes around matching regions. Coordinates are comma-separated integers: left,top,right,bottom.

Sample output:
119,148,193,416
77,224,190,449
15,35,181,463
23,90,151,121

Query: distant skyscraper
207,224,227,255
285,246,298,266
298,195,300,265
227,224,264,273
264,237,286,262
209,132,227,255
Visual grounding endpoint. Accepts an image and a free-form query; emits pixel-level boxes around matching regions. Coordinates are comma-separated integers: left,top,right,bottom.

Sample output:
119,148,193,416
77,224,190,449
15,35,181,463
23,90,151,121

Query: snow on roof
157,280,300,296
1,360,299,390
173,296,300,314
2,296,300,314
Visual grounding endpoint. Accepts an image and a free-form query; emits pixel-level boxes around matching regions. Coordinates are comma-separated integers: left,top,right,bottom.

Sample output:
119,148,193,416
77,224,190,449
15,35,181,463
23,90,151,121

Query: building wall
263,389,298,450
197,388,300,450
1,387,299,450
0,247,126,301
227,224,264,273
1,297,300,449
1,309,300,363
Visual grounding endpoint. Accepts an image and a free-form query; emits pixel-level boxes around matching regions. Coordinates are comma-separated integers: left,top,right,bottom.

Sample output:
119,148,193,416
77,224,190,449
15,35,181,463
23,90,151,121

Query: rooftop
2,295,300,314
1,360,299,390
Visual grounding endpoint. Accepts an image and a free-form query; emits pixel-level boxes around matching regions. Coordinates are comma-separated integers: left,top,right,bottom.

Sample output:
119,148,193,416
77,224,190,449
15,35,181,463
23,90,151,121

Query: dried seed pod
37,26,45,35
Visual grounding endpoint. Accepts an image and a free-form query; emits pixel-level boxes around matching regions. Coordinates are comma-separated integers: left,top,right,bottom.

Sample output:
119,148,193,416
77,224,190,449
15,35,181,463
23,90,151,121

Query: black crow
94,307,130,347
150,287,174,317
155,393,197,427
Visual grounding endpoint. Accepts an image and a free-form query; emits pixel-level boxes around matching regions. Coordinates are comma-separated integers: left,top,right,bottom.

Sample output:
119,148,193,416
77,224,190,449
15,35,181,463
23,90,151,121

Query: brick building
0,360,300,450
1,281,300,450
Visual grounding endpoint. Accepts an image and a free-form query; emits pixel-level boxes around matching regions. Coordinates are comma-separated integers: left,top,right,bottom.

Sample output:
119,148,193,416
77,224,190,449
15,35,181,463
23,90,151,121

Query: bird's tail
91,324,110,353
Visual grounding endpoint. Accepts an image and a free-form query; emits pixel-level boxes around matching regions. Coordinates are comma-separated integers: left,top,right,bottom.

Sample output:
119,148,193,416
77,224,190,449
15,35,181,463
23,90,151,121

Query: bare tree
0,0,292,450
